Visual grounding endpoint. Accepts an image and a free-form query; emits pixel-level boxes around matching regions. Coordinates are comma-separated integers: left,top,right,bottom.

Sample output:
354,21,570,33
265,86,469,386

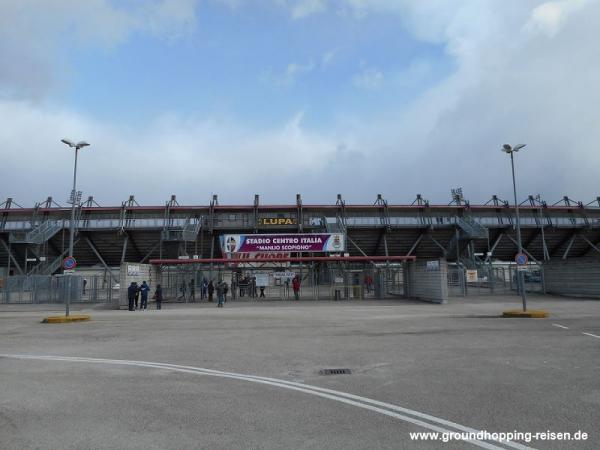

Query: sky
0,0,599,206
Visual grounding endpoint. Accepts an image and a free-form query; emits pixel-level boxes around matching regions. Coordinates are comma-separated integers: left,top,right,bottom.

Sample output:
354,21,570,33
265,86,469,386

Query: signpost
63,256,77,271
515,252,528,268
466,270,478,283
62,256,77,316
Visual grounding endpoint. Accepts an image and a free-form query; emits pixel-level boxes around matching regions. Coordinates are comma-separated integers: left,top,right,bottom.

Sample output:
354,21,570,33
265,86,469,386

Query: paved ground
0,294,598,449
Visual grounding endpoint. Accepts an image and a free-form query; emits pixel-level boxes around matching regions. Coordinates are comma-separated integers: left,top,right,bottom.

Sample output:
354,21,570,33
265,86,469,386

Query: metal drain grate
319,368,352,376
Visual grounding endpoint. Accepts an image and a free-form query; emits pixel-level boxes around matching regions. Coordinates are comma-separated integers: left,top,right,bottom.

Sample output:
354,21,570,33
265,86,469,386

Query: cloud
0,100,346,205
1,0,599,206
0,0,199,99
292,0,327,19
352,65,383,90
266,61,316,86
525,0,590,37
269,0,600,202
321,49,338,67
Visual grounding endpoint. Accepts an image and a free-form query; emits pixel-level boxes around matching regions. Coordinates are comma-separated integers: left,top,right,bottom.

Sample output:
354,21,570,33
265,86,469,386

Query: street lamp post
61,139,90,316
502,143,527,311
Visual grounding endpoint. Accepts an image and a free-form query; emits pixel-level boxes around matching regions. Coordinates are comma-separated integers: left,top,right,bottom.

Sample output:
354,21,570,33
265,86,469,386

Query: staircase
161,217,201,242
446,217,489,263
324,214,346,234
457,216,488,239
29,254,64,275
9,220,63,245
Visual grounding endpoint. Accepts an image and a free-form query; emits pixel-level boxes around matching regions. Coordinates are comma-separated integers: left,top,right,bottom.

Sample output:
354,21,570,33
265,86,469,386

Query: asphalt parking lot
1,294,599,450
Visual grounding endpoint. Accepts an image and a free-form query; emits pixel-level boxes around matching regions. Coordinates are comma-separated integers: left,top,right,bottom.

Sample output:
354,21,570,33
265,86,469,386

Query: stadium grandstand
1,191,599,276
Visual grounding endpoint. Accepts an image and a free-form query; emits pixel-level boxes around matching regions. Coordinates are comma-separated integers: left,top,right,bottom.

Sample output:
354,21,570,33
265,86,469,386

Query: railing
29,254,65,276
1,214,597,232
162,217,202,242
9,220,63,244
457,217,488,239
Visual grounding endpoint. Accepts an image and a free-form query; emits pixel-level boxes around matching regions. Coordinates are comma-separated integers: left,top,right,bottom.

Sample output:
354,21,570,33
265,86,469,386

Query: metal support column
0,239,24,275
562,234,578,259
84,236,119,283
120,234,129,265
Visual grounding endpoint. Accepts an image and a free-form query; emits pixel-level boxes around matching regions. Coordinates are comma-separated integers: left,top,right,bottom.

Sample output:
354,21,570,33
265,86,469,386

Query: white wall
118,262,159,309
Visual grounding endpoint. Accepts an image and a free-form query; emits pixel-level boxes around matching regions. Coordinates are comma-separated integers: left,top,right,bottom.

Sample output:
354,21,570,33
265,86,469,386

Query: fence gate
447,264,543,297
1,274,117,304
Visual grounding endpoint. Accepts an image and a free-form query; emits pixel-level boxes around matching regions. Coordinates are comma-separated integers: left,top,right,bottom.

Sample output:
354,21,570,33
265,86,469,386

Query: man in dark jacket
154,284,163,310
208,280,214,302
139,281,150,310
127,282,137,311
216,281,225,307
134,282,140,309
201,279,208,300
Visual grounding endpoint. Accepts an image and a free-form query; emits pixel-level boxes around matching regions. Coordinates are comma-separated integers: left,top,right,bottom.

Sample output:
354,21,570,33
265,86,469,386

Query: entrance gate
153,256,413,302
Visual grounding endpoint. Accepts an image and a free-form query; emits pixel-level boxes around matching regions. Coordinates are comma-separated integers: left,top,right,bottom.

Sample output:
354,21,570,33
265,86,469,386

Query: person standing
292,275,301,300
179,281,187,300
252,277,257,298
216,281,225,307
365,274,373,294
208,280,214,302
201,278,208,300
223,281,229,303
189,278,196,302
127,282,137,311
139,281,150,310
231,277,237,300
133,282,140,309
154,284,163,310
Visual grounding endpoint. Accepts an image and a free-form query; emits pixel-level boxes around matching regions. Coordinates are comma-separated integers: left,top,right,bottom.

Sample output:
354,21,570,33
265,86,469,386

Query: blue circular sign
63,256,77,270
515,253,528,265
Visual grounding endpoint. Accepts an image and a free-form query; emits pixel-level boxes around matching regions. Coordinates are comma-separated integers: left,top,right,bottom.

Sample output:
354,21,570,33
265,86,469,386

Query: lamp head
513,144,526,152
75,141,90,149
502,144,512,153
61,138,75,147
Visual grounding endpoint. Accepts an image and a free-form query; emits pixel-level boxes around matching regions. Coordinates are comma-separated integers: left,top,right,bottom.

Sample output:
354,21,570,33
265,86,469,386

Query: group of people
126,274,304,310
127,281,162,311
237,275,257,298
179,278,230,306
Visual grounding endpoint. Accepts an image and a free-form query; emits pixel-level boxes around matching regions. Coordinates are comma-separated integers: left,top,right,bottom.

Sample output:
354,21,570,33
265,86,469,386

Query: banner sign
221,233,345,253
228,252,290,261
254,273,270,287
426,261,440,271
259,217,297,226
127,264,140,276
273,271,296,279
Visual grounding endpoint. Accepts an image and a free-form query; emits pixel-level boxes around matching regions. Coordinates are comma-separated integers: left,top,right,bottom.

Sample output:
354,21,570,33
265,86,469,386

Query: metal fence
158,262,405,302
0,274,116,304
448,263,543,297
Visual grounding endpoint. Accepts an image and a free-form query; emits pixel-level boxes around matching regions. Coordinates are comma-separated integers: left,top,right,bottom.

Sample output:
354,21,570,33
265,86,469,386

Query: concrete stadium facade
1,193,599,276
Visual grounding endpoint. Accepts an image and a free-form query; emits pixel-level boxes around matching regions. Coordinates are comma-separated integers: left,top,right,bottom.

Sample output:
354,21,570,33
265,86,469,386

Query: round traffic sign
515,253,528,266
63,256,77,270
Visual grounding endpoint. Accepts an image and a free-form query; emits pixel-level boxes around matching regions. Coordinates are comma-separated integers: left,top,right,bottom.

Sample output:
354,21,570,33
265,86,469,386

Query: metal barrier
448,264,543,297
157,262,406,302
0,274,115,304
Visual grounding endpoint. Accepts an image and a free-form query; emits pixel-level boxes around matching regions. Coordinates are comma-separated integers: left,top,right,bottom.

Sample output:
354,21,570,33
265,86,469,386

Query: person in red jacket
292,275,301,300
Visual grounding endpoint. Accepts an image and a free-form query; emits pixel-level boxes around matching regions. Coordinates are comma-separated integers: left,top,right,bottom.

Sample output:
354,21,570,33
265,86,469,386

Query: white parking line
552,324,569,330
582,332,600,339
0,354,532,450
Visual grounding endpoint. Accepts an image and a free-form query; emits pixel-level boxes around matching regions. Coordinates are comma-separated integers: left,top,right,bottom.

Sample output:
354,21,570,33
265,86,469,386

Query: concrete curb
502,309,549,318
42,315,92,324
